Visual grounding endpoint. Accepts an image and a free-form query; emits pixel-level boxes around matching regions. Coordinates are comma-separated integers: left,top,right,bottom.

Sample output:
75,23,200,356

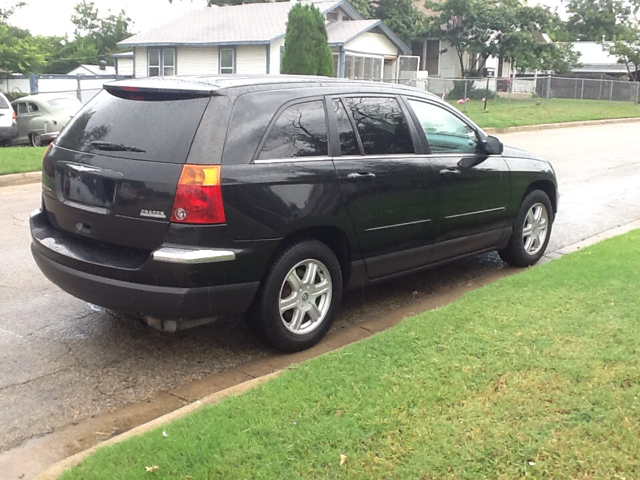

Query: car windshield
0,96,10,109
47,98,80,108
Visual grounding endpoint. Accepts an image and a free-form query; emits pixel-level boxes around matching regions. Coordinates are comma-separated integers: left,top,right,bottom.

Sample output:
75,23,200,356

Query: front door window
407,99,478,154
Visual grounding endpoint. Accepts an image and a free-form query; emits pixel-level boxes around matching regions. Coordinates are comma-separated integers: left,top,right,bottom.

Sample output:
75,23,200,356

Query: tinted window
0,95,9,109
259,101,328,160
408,99,478,154
344,97,414,155
56,90,209,163
333,99,360,156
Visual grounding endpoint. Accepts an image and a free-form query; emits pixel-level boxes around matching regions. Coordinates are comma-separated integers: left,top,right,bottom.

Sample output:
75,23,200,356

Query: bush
448,80,487,100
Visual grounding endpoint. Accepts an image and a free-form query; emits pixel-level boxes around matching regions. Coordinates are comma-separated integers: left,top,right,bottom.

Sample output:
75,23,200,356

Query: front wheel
499,190,554,267
250,240,343,352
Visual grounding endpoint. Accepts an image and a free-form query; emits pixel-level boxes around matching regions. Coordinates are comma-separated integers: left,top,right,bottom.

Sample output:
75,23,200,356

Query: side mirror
481,135,504,155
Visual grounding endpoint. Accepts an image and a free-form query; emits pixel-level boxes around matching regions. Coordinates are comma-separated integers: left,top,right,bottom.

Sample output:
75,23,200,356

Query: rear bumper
32,246,259,318
0,124,17,141
30,209,260,319
40,132,59,142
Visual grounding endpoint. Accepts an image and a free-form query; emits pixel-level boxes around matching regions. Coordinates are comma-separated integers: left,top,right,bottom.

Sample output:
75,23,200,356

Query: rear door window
258,100,328,160
343,97,414,155
0,95,10,109
332,99,360,156
16,103,28,115
55,90,210,163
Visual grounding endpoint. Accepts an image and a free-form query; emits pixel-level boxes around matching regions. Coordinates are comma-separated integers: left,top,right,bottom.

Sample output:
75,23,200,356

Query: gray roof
120,0,342,47
325,19,410,53
326,19,378,44
118,0,411,54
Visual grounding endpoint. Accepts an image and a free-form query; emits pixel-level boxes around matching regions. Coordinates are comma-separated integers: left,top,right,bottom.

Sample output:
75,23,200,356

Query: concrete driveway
1,121,639,459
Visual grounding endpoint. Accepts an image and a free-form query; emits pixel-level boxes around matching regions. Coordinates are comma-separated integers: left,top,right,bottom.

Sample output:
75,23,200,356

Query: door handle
347,172,376,180
439,168,461,176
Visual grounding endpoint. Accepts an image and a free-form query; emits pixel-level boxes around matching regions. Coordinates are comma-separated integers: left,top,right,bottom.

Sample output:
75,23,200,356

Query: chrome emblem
140,209,167,219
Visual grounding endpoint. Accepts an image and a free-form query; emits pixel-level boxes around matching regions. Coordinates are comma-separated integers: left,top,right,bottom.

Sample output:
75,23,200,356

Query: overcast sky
7,0,206,37
7,0,565,38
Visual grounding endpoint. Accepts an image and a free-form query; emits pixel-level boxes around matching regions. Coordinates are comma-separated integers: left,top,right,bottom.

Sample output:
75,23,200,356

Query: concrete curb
34,372,281,480
1,117,640,189
0,171,40,189
30,217,640,480
483,116,640,135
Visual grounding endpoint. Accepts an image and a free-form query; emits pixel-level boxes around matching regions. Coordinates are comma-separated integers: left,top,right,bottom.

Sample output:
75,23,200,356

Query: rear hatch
42,85,212,252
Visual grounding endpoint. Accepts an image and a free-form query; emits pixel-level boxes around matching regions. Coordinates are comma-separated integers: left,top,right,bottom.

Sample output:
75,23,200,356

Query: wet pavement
1,121,640,456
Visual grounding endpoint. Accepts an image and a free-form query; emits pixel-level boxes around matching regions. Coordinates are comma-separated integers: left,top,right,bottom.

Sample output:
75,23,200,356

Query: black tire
30,133,42,147
499,190,554,267
250,240,343,353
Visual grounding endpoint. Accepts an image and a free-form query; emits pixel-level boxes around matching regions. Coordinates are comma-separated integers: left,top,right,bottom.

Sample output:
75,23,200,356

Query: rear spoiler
104,83,219,101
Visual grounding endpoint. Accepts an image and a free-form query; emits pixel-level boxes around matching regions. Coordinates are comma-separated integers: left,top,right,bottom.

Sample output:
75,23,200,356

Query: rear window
0,95,9,109
47,97,80,108
56,90,209,163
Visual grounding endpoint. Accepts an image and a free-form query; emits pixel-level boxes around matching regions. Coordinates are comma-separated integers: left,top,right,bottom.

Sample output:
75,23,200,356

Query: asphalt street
1,122,639,455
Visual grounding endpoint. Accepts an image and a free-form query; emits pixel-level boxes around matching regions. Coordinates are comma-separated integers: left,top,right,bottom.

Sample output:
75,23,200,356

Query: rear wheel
29,133,42,147
499,190,553,267
250,240,342,352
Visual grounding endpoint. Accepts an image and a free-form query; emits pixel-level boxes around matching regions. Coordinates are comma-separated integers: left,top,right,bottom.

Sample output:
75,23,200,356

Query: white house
118,0,414,82
112,52,134,77
570,41,632,77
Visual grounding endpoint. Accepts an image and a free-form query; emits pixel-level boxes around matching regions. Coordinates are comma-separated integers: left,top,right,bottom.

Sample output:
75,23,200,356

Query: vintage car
11,94,82,147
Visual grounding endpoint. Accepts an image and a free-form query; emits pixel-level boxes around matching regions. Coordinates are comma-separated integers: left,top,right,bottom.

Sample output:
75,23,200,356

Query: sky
6,0,565,38
7,0,207,37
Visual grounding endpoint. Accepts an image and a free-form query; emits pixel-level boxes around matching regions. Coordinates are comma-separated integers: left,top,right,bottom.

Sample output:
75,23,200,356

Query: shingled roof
118,0,411,54
120,1,343,47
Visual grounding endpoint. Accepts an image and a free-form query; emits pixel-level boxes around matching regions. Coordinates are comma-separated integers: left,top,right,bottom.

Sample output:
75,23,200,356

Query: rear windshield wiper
90,141,146,153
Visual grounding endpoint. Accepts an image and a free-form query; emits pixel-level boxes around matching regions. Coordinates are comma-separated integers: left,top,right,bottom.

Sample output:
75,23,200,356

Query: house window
220,47,235,74
148,48,176,77
343,54,383,80
327,12,339,21
425,39,440,76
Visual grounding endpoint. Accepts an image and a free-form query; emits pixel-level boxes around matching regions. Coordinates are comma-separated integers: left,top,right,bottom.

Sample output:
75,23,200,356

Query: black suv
30,75,557,352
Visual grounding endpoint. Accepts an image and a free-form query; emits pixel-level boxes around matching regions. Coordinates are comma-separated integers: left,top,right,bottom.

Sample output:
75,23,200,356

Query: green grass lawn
454,97,640,130
0,146,45,175
61,229,640,479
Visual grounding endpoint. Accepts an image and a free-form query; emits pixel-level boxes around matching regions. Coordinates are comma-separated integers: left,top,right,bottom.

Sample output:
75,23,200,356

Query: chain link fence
382,74,640,107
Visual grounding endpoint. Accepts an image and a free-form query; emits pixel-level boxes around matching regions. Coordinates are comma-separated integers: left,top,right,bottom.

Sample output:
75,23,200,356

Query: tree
564,0,639,41
424,0,578,77
607,25,640,79
0,23,46,73
281,3,333,76
375,0,424,45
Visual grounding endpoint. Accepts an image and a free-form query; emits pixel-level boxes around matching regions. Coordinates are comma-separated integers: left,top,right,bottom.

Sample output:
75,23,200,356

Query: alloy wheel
278,259,332,335
522,202,549,255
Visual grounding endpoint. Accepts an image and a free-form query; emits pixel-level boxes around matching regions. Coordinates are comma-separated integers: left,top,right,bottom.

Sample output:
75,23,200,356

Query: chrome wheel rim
279,259,332,335
522,202,549,255
31,134,41,147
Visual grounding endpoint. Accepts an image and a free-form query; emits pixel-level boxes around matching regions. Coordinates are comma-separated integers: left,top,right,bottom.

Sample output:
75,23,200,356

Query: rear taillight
43,143,53,160
171,165,225,224
12,111,17,122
